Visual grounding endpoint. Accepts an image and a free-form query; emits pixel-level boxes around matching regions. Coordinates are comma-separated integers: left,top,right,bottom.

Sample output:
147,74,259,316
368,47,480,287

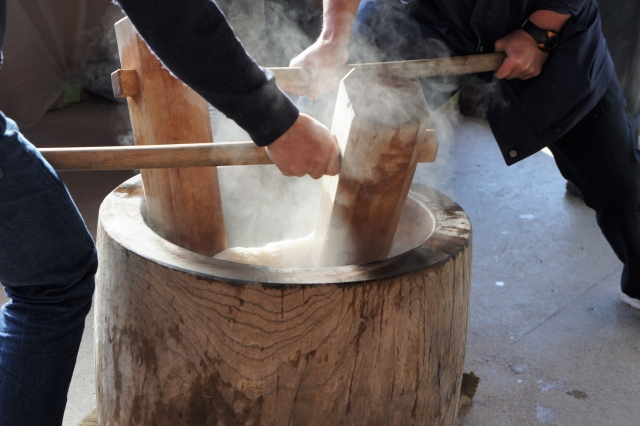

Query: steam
217,0,268,64
475,77,509,110
211,103,321,248
211,1,325,252
413,100,459,193
112,103,134,145
261,0,322,67
213,0,463,266
218,0,321,67
216,163,322,249
75,4,125,100
116,131,134,146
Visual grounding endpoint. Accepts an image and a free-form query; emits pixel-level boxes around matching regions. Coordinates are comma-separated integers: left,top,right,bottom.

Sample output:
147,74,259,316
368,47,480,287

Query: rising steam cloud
214,0,468,266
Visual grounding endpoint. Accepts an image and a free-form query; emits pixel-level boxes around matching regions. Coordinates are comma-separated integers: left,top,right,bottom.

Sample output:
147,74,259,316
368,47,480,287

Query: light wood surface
348,52,505,76
112,53,504,94
95,175,472,426
114,17,227,256
111,69,138,98
313,69,432,267
41,142,271,170
38,130,437,171
268,66,312,89
269,53,505,89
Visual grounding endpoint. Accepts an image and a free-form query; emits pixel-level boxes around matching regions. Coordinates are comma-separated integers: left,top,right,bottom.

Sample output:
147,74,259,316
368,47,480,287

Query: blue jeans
0,112,97,425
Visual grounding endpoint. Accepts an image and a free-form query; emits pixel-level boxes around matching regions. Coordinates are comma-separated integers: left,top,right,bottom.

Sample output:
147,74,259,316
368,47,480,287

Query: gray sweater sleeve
115,0,299,146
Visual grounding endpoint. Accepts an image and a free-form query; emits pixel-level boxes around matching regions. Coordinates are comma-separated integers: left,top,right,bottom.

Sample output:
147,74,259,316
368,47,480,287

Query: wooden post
114,17,227,255
313,69,433,266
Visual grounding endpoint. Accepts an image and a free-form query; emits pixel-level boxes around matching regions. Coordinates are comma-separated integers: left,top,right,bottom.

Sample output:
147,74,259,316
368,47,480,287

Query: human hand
266,113,341,179
494,28,548,80
287,40,349,100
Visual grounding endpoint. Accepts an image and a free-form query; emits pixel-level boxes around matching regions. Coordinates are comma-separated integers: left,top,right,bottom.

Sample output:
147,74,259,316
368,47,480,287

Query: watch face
543,36,559,52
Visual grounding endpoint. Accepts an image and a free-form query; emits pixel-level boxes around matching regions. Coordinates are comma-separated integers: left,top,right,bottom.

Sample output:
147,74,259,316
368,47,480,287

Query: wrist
521,20,560,52
319,13,356,48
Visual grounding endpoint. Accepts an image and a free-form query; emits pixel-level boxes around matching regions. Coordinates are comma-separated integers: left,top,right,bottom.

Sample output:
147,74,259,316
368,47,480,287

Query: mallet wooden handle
111,53,506,97
40,129,438,171
268,52,506,89
40,142,272,171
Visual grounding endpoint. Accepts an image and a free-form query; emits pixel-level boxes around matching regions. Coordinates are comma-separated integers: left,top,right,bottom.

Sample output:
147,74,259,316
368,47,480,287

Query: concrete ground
6,97,639,425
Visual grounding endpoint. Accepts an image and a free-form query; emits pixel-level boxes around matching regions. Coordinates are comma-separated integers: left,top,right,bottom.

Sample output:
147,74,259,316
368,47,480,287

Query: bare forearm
320,0,361,46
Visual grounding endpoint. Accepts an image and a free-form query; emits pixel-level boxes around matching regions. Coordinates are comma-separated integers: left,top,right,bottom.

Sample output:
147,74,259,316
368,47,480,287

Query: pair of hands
269,20,555,179
264,39,347,180
288,26,550,93
265,39,348,179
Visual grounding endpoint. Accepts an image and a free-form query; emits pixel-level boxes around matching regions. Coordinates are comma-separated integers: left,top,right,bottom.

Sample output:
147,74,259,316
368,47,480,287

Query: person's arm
288,0,361,99
115,0,339,178
494,1,589,80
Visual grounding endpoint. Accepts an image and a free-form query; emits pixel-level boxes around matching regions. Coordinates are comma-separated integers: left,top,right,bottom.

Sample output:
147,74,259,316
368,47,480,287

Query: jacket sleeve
115,0,298,147
537,0,589,15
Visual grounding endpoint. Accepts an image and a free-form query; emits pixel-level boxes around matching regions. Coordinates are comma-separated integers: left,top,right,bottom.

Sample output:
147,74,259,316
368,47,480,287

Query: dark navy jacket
413,0,616,164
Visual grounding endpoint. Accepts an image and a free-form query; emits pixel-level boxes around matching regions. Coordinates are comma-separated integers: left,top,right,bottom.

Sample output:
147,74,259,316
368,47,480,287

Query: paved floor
6,97,639,425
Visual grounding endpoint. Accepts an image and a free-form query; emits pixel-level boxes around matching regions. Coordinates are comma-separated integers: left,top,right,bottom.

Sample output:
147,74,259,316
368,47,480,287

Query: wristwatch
521,19,560,52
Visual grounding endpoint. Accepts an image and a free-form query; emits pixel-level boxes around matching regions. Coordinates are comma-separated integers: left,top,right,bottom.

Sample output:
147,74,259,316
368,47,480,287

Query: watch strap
521,19,559,52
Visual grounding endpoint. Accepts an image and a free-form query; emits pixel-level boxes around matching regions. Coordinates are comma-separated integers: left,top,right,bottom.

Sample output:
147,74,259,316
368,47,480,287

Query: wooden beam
268,67,312,90
114,17,227,256
312,68,432,267
269,53,505,89
110,53,504,95
111,69,139,98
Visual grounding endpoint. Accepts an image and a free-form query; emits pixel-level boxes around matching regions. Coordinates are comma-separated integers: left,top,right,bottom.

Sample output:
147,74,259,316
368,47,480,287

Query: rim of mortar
98,174,471,286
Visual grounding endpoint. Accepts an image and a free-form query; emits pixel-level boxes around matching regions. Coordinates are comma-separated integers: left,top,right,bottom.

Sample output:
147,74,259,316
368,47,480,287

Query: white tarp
0,0,120,127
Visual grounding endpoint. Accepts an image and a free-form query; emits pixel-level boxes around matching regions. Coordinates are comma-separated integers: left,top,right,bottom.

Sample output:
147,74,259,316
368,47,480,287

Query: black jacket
413,0,617,164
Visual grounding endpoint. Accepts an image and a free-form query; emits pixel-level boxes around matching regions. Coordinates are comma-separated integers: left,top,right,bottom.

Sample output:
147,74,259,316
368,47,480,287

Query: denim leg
548,79,640,299
0,112,97,425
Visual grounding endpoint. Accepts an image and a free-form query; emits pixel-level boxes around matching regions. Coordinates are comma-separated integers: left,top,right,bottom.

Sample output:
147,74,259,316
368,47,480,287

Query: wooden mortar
95,175,471,426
